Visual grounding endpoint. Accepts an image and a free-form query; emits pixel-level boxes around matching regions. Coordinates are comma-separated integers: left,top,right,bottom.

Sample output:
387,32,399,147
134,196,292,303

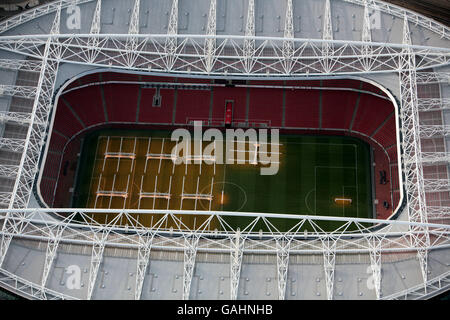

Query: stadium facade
0,0,449,300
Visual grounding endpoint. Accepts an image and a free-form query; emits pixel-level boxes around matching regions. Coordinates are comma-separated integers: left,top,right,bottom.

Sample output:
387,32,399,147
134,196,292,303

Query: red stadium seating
103,84,139,122
322,90,358,129
212,87,247,123
63,85,105,126
138,88,174,123
352,95,393,135
175,89,211,124
285,89,320,128
53,102,84,137
43,72,403,218
248,88,283,127
373,116,397,150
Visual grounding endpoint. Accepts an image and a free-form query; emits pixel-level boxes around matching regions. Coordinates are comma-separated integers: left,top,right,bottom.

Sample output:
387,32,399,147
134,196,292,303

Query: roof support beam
7,4,61,209
282,0,294,74
367,234,382,299
40,222,68,292
321,235,336,300
90,0,102,35
0,59,41,72
0,85,37,99
230,230,244,300
420,125,450,138
164,0,178,70
416,72,450,84
135,231,154,300
276,236,291,300
322,0,334,73
86,0,102,63
0,138,25,153
124,0,141,67
182,234,199,300
0,111,33,125
418,152,450,165
399,14,430,289
0,165,19,179
424,179,450,193
86,228,108,300
418,98,450,112
204,0,217,73
243,0,255,73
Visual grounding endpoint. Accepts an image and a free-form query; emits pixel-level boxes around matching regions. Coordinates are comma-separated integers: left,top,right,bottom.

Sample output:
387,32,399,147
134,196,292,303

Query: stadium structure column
182,233,199,300
243,0,256,73
204,0,217,73
0,4,62,269
361,0,373,71
398,14,431,289
281,0,294,74
230,229,245,300
164,0,179,70
321,234,337,300
85,0,102,63
135,230,155,300
276,236,292,300
39,217,73,297
367,233,383,300
322,0,334,73
87,225,110,300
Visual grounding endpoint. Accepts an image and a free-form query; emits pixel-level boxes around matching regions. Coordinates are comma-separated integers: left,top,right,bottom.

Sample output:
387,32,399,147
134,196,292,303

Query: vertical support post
282,0,294,74
182,234,199,300
135,231,154,300
399,14,430,289
276,236,291,300
165,0,179,70
243,0,255,73
87,227,109,300
322,0,333,73
321,235,336,300
204,0,217,73
230,230,244,300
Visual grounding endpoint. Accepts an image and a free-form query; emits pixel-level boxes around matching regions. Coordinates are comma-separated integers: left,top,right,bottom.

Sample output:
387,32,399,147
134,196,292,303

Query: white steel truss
418,98,450,112
0,59,41,72
243,0,256,74
0,85,36,99
423,179,450,193
0,165,19,179
0,0,448,301
7,6,61,210
182,233,199,300
281,0,294,74
0,138,26,153
40,214,74,292
420,125,450,138
0,209,448,300
399,14,430,288
230,229,245,300
416,72,450,84
86,225,109,300
203,0,217,73
164,0,179,70
0,111,34,125
135,229,155,300
367,233,383,299
418,152,450,165
276,236,291,300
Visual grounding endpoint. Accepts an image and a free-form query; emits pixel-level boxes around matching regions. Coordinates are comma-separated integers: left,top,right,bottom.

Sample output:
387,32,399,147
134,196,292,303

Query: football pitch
73,129,373,232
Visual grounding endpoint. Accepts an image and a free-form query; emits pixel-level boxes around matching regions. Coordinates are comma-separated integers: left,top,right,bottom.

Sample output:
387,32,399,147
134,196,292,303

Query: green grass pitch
74,129,373,232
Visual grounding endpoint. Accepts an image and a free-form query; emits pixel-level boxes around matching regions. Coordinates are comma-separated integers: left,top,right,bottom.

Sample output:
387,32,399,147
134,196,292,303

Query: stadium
0,0,449,300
